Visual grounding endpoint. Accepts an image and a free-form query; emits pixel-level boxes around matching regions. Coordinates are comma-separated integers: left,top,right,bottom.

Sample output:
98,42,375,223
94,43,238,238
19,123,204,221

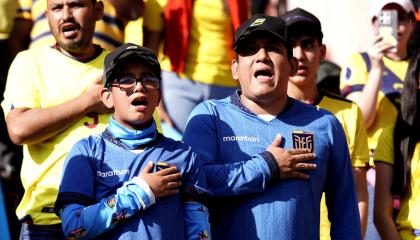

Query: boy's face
232,34,297,104
289,35,326,87
101,61,161,130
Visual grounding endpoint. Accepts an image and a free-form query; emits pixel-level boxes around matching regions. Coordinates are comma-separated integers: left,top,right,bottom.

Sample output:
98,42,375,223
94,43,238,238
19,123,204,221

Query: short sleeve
1,51,40,116
340,53,369,97
374,126,395,165
351,105,370,167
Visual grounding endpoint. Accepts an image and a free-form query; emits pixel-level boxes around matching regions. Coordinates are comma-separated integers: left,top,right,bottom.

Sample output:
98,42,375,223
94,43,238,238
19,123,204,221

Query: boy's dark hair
281,8,323,44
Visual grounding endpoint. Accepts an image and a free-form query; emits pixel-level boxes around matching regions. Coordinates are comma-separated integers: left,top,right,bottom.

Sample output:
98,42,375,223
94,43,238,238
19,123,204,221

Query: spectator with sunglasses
55,43,212,239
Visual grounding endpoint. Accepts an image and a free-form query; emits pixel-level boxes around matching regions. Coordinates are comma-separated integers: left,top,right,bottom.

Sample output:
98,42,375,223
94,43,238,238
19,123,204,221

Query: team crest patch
250,18,266,27
292,131,314,153
107,197,117,208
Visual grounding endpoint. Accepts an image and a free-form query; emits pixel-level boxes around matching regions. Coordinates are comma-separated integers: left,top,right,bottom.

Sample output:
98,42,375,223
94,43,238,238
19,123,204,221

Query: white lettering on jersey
222,136,260,142
97,169,130,177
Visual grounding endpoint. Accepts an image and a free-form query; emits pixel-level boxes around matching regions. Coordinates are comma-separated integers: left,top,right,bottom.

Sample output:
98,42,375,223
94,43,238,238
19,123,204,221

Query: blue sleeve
179,150,213,203
184,202,211,240
59,178,154,239
183,102,278,197
57,139,96,202
325,117,362,239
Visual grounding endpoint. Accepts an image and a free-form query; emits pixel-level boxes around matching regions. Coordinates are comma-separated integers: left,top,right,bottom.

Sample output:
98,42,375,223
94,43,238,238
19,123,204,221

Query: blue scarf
108,117,157,149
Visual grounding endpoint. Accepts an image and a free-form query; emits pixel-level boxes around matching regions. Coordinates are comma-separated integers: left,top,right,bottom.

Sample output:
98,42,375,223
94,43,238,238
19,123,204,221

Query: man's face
102,61,161,130
46,0,103,52
232,34,296,104
289,35,325,87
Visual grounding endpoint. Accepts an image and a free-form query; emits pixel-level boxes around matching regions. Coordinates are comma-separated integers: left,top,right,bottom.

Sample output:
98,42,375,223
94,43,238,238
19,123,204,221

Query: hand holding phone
378,9,398,52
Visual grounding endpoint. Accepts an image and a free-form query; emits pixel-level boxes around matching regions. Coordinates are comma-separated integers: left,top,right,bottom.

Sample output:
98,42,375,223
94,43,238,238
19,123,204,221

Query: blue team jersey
56,131,210,239
183,91,361,240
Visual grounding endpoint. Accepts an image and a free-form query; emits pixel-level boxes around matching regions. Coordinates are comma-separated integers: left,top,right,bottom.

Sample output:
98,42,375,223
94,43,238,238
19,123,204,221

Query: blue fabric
183,91,361,240
56,132,211,239
60,177,153,240
0,181,11,240
184,202,211,240
108,117,156,149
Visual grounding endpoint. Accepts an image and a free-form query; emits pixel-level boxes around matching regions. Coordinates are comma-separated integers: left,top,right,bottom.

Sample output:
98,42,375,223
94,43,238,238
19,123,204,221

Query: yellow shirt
143,0,238,87
15,0,124,50
2,47,111,224
340,53,408,164
375,126,420,240
318,94,369,240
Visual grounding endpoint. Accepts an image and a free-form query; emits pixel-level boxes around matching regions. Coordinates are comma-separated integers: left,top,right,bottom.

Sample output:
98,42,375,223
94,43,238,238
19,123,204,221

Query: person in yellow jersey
1,0,114,238
142,0,249,135
340,1,416,238
7,0,143,62
374,50,420,240
340,0,415,165
281,8,369,239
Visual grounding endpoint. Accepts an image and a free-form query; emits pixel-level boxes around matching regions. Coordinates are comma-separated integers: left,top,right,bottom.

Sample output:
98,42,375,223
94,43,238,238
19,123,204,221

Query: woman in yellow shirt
374,50,420,240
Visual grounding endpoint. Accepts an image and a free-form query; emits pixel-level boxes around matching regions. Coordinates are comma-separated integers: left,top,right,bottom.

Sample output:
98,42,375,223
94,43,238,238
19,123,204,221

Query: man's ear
289,57,298,76
231,59,239,80
100,88,114,109
320,44,327,62
157,89,162,105
94,0,105,21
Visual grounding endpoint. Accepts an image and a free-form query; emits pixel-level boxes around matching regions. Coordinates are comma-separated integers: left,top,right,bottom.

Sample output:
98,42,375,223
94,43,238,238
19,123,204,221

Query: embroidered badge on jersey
107,197,117,208
292,131,314,153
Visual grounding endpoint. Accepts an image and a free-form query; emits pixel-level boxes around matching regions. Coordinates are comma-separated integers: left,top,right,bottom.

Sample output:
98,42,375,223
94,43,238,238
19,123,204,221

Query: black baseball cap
104,43,161,87
234,14,292,58
282,8,323,42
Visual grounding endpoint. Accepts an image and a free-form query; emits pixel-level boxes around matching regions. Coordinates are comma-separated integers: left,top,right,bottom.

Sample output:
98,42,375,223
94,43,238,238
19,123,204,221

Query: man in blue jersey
54,43,212,239
183,14,361,239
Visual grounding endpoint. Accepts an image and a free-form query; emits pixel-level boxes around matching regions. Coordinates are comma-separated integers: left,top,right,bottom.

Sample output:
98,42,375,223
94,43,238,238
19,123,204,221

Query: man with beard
1,0,113,238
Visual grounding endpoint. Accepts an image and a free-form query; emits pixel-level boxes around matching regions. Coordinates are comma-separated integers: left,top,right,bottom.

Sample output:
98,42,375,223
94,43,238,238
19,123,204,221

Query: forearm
353,167,368,238
351,67,383,129
205,152,276,196
358,200,368,239
6,93,93,145
142,28,162,54
374,163,401,240
374,211,401,240
60,177,155,239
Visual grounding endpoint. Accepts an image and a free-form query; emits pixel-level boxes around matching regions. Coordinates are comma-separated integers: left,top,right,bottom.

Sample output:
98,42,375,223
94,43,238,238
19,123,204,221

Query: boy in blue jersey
54,43,212,239
183,14,361,239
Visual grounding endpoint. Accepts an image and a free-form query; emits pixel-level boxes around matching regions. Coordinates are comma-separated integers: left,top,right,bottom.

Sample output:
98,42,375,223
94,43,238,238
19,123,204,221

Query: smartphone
378,9,398,52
